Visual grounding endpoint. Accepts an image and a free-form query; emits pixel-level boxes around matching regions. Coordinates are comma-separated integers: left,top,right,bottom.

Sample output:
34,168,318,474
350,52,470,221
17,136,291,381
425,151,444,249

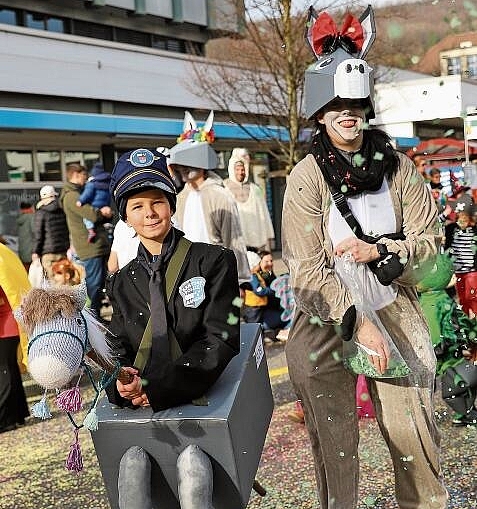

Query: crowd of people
2,5,477,508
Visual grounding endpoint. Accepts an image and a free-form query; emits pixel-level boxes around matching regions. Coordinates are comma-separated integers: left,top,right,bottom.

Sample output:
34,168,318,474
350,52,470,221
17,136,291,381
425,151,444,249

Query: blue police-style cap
110,148,177,219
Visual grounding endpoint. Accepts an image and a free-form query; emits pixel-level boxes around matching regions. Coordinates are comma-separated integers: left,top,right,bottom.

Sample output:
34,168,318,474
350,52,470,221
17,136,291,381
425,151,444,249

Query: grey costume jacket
105,237,240,412
282,152,442,327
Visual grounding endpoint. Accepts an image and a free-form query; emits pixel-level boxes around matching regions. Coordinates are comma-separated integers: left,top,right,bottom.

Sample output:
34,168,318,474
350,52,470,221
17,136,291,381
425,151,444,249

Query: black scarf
311,128,399,196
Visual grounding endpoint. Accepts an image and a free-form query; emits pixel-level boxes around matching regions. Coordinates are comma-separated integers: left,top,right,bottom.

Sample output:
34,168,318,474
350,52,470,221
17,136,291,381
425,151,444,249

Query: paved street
1,342,477,509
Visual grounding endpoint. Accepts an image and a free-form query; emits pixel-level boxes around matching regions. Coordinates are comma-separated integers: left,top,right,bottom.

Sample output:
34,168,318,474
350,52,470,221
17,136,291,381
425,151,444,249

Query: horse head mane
18,286,81,336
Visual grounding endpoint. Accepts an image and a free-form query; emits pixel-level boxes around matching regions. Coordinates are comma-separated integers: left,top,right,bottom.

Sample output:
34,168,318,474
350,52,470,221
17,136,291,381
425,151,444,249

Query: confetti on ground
1,387,477,508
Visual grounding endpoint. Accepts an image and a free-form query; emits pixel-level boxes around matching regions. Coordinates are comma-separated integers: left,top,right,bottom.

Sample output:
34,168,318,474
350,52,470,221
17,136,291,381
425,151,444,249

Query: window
152,35,186,53
115,27,151,47
73,19,113,41
24,11,66,33
467,54,477,79
25,12,45,30
46,17,65,33
0,150,34,183
151,35,167,50
185,40,204,56
65,151,100,172
37,151,61,181
0,8,17,26
447,56,461,75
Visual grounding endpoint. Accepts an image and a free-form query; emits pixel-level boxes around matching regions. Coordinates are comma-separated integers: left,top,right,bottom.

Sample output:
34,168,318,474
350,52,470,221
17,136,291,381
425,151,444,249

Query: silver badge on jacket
179,277,206,308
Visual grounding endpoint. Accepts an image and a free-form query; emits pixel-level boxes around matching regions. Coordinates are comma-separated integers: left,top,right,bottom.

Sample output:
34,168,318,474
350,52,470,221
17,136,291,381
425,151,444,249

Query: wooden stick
85,350,133,384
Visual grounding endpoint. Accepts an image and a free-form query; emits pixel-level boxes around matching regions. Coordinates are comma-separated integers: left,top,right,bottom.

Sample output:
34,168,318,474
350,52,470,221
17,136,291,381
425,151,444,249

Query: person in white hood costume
224,148,275,251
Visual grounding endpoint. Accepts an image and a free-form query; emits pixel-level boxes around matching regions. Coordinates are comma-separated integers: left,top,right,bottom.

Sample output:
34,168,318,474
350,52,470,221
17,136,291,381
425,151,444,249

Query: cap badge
128,149,156,168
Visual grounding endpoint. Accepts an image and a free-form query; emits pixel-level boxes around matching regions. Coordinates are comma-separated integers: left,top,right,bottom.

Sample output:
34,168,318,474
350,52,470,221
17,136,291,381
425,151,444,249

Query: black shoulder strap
329,185,405,244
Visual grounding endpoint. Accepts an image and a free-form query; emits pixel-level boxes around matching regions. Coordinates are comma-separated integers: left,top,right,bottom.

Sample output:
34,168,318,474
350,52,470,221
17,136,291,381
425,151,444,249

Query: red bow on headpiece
312,12,364,56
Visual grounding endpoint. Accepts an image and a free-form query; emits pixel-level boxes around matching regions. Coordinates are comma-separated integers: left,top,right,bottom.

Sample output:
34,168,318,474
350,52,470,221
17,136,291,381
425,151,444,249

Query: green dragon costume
417,253,477,424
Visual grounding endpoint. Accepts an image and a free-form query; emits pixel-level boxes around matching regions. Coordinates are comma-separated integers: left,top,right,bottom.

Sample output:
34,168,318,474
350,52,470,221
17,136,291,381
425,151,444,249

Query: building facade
0,0,287,239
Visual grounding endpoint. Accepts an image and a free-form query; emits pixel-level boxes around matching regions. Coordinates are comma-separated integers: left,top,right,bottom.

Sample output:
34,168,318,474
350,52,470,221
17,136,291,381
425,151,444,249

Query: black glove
367,244,404,286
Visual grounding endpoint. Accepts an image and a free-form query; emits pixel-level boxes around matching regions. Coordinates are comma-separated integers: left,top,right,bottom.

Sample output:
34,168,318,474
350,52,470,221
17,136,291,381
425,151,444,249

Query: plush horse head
14,282,128,390
15,282,135,473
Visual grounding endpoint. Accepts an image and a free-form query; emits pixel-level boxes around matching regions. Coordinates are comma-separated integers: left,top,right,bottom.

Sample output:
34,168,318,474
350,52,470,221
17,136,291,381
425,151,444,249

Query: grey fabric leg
118,446,153,509
177,444,213,509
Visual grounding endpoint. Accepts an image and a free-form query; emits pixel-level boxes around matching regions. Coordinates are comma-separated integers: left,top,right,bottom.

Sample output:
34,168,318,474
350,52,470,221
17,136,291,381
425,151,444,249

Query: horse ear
358,5,376,59
72,281,88,308
203,111,214,133
13,305,24,325
183,110,197,132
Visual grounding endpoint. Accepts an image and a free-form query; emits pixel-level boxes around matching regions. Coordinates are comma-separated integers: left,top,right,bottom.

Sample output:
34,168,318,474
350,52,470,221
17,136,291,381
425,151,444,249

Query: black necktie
148,254,171,374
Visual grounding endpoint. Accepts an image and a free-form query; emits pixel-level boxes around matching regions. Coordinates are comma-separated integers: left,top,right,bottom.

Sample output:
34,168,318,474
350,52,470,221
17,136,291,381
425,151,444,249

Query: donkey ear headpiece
304,5,376,120
169,110,218,170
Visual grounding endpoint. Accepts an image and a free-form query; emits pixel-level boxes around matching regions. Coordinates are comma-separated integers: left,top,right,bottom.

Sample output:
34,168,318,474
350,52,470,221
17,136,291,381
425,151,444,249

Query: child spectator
76,162,112,243
445,202,477,317
427,167,447,213
51,258,82,287
242,250,290,342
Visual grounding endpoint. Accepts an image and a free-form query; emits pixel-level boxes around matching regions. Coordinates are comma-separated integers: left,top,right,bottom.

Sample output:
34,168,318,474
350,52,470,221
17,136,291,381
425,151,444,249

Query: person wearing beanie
281,6,447,508
32,185,70,280
224,149,275,252
104,148,240,509
169,112,249,285
75,162,112,243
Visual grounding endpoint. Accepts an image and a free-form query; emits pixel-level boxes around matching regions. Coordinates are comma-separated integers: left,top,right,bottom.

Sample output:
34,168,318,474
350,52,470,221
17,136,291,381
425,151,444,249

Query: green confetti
309,351,319,362
232,296,243,307
341,184,348,193
227,313,239,325
373,151,384,161
332,350,342,361
411,55,420,64
309,315,323,326
304,222,313,232
363,495,378,507
449,15,462,28
352,153,365,167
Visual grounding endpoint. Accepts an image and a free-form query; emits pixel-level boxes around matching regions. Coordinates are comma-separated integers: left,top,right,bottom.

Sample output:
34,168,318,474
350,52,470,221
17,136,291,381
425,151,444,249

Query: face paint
319,99,365,151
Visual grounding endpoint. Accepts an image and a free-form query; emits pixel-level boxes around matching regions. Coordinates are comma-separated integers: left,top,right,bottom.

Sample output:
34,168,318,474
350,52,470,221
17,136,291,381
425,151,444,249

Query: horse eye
359,64,365,73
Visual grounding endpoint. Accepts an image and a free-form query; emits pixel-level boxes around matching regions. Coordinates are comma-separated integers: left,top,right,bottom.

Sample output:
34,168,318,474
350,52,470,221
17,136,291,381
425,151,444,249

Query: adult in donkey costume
105,148,241,509
281,5,448,508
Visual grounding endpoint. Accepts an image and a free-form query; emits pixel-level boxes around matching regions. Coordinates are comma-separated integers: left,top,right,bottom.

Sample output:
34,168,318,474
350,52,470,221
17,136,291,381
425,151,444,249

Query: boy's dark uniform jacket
105,240,240,412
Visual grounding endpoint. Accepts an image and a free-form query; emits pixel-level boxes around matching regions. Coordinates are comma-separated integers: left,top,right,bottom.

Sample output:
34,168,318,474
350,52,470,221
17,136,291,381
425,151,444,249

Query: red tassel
65,429,83,473
56,386,83,413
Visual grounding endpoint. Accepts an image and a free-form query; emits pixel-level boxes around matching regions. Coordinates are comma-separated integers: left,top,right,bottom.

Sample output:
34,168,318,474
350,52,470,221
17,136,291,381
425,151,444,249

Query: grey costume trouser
285,292,448,509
